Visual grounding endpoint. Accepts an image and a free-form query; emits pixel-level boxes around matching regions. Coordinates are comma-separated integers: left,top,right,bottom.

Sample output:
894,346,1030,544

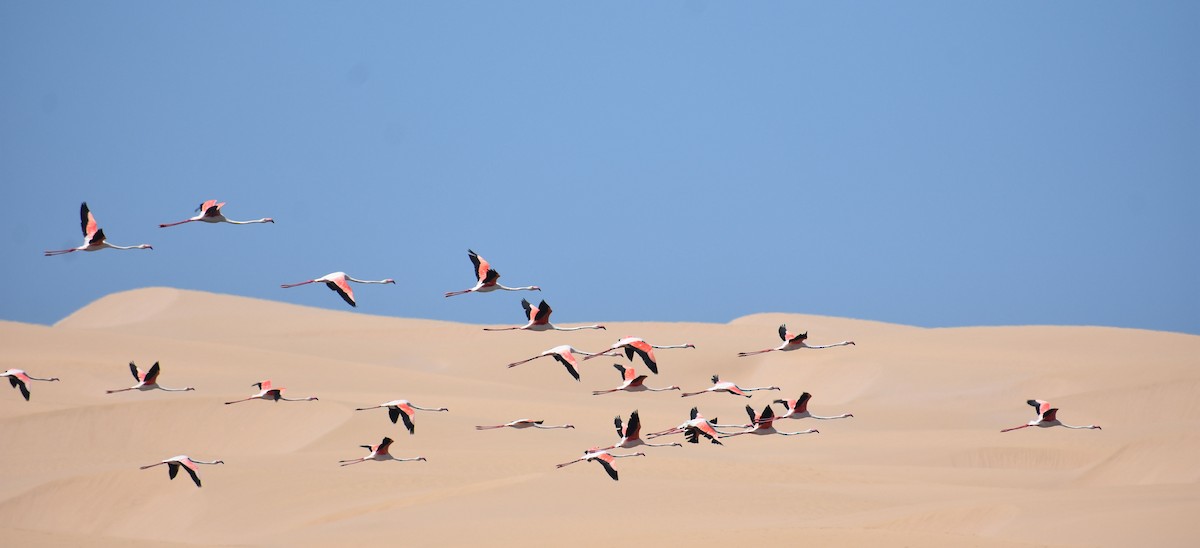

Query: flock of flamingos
6,201,1101,484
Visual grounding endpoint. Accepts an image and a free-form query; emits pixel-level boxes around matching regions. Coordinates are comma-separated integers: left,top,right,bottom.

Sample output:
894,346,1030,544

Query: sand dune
2,287,1198,546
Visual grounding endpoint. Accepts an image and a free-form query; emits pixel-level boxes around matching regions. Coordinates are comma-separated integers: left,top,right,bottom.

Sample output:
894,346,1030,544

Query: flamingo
140,456,224,487
603,410,681,450
354,400,450,434
444,249,541,297
483,299,605,332
338,437,426,466
505,345,620,381
106,362,194,394
1001,400,1101,432
719,405,819,438
280,272,395,307
44,202,153,256
581,337,695,374
159,200,274,227
223,380,318,404
475,419,575,430
680,374,780,398
774,392,854,420
592,363,680,395
737,324,855,357
645,407,726,445
555,447,646,481
2,369,60,401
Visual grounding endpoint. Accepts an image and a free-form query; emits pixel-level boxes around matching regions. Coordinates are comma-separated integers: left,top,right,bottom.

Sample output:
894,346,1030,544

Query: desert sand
1,287,1198,546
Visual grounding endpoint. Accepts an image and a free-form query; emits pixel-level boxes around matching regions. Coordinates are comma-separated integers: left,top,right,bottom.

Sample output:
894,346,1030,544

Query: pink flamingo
592,363,680,395
106,362,194,394
224,380,318,404
505,345,620,381
774,392,854,420
680,374,780,398
140,456,224,487
354,400,450,434
1001,400,1101,432
2,369,60,401
603,410,681,450
44,202,153,256
719,405,819,438
280,272,394,307
737,324,855,357
483,299,605,332
338,437,426,466
582,337,695,374
475,419,575,430
555,447,646,481
159,199,274,227
645,407,727,445
444,249,541,297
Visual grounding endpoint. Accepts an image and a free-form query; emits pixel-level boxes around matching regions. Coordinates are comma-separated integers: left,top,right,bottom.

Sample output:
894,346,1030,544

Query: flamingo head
264,218,275,223
49,378,61,382
531,286,542,291
139,245,153,250
384,279,396,284
215,460,226,465
597,325,607,330
185,387,196,391
685,343,696,349
668,386,681,390
566,424,576,429
308,397,320,401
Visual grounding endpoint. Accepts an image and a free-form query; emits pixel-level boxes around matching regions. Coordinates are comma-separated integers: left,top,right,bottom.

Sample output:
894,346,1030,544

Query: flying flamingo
159,200,274,227
338,437,426,466
506,345,620,381
223,380,318,404
582,337,695,374
354,400,450,434
603,410,681,450
592,363,680,395
2,369,60,401
719,405,819,438
737,324,855,357
1001,400,1101,432
774,392,854,420
140,456,224,487
475,419,575,430
280,272,395,307
680,374,780,398
645,407,727,445
483,299,605,332
555,447,646,481
444,249,541,297
106,362,194,394
44,202,153,256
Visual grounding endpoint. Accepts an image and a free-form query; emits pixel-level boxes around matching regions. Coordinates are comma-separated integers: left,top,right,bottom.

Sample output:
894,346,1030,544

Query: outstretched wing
1027,399,1051,416
89,228,107,245
80,202,98,237
10,376,29,401
626,411,641,438
759,405,775,422
168,462,180,480
129,362,141,382
1042,408,1059,422
533,300,552,324
797,392,813,413
613,363,631,380
182,465,202,487
325,280,357,307
689,407,699,421
143,362,161,384
378,437,394,453
521,299,534,321
388,407,401,424
630,341,658,374
744,405,757,423
399,410,415,434
778,324,788,341
613,415,624,437
468,250,490,283
593,454,619,481
551,353,581,381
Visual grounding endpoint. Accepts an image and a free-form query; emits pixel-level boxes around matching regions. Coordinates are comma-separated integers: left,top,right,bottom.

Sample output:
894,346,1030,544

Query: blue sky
2,2,1197,334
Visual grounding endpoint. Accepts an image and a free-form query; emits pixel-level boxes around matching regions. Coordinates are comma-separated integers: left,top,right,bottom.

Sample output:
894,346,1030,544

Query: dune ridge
2,287,1198,546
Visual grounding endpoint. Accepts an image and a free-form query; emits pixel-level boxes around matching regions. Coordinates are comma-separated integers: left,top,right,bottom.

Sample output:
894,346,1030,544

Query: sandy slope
1,287,1198,546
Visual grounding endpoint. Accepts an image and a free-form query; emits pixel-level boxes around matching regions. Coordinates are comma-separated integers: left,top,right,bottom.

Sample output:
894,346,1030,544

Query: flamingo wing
521,299,534,321
468,250,489,283
551,352,581,381
143,362,161,384
378,437,394,454
182,465,202,487
9,376,29,401
202,202,223,218
1042,408,1059,422
388,407,401,424
797,392,813,412
689,407,700,421
88,228,107,245
128,362,142,382
398,407,416,434
629,342,657,374
613,363,631,380
744,405,757,423
80,202,99,237
592,454,619,481
626,411,641,439
613,415,624,437
1027,399,1051,416
533,300,552,324
758,405,776,423
167,462,180,480
778,324,788,341
196,199,218,213
325,279,356,307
